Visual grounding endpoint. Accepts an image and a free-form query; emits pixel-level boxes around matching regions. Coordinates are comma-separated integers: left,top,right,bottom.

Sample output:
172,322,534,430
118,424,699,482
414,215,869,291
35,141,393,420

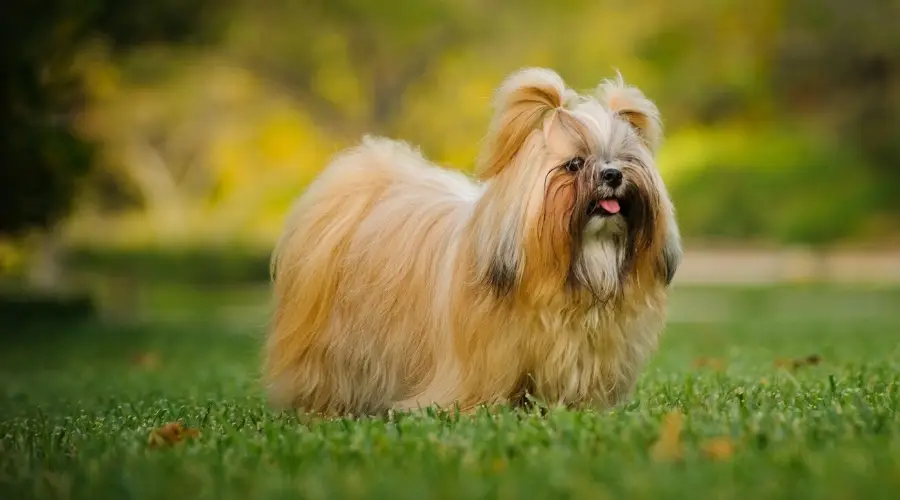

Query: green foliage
663,127,883,244
2,286,900,499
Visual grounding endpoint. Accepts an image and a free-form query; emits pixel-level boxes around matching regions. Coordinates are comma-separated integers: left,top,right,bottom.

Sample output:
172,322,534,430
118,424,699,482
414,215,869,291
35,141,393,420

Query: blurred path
674,248,900,285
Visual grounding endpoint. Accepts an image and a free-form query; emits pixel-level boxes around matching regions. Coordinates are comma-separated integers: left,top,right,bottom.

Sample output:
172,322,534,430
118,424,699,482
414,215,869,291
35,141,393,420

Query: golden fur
265,68,683,417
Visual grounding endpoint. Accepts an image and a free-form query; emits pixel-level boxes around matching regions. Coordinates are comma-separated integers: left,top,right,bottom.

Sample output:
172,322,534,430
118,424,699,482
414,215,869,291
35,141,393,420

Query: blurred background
1,0,899,326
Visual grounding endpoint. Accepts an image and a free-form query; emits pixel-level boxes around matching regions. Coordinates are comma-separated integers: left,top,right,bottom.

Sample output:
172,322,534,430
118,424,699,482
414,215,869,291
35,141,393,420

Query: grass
2,284,900,499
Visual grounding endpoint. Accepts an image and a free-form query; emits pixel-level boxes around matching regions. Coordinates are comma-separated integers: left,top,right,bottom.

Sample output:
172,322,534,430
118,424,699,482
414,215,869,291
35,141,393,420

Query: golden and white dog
265,68,682,417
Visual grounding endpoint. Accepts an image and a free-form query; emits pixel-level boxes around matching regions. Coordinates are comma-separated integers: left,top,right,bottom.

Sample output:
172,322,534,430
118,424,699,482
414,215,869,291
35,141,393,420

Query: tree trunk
26,225,65,293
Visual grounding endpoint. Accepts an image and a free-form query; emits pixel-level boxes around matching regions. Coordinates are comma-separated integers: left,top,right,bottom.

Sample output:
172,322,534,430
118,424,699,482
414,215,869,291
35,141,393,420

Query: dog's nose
600,168,623,188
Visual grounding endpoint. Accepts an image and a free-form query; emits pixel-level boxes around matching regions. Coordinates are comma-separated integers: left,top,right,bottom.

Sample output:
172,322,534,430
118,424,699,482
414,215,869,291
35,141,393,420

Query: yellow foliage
309,35,367,123
0,240,27,274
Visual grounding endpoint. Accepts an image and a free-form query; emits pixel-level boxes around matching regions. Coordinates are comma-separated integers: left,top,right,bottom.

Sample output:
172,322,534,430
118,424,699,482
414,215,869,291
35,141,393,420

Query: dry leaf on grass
147,422,200,448
133,352,161,370
773,358,791,369
775,354,822,370
802,354,822,366
701,437,735,461
650,411,684,462
692,357,726,371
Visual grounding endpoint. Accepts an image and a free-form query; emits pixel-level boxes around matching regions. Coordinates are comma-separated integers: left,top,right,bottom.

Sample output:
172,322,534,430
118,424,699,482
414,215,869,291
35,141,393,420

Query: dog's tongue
599,199,620,214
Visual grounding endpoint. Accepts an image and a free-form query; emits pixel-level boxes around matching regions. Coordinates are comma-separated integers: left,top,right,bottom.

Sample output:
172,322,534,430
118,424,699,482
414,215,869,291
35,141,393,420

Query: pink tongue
598,199,620,214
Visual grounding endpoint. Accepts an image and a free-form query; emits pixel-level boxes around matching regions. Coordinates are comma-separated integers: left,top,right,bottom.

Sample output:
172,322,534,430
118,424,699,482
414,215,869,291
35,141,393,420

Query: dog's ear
596,73,663,154
470,206,526,297
658,219,682,286
476,68,571,180
484,228,522,296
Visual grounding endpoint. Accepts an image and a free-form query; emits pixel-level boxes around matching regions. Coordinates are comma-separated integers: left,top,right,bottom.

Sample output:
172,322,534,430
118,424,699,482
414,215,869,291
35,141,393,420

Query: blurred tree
77,60,333,244
223,0,588,137
0,0,227,237
0,0,228,284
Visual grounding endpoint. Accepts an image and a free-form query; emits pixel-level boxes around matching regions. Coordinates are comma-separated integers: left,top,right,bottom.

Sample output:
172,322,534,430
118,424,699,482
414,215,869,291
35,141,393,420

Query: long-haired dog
265,68,682,417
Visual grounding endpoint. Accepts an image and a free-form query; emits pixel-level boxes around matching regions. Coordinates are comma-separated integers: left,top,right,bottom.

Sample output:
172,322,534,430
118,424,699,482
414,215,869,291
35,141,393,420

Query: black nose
601,168,623,188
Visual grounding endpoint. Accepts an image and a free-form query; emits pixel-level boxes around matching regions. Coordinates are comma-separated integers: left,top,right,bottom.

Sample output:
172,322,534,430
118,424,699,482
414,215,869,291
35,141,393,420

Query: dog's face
474,69,680,304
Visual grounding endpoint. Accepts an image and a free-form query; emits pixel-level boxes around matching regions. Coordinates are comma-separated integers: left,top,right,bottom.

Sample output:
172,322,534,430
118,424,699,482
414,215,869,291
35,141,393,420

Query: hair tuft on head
595,71,663,153
476,68,573,179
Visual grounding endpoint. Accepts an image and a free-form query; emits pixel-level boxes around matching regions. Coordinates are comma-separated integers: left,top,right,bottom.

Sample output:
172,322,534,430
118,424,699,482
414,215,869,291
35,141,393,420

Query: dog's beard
571,220,627,301
566,174,661,303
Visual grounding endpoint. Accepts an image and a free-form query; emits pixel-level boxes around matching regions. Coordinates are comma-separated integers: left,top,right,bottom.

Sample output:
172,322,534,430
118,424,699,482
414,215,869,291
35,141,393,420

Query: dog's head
471,68,681,304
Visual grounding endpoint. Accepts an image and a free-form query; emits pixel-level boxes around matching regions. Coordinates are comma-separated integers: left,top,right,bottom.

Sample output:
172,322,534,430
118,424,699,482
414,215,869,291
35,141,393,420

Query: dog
265,68,682,417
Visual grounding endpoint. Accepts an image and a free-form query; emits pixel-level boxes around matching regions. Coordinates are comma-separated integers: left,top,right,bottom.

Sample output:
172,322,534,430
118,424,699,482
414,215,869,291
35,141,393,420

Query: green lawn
2,285,899,499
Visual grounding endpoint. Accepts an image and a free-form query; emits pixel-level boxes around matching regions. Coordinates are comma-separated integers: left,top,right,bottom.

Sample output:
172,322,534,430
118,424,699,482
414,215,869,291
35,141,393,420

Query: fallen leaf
133,352,161,370
692,357,726,371
775,354,823,371
804,354,822,366
148,422,200,448
701,437,735,461
650,411,684,462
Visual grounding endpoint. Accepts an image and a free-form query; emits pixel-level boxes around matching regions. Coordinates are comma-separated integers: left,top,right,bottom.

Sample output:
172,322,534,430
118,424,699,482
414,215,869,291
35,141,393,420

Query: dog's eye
564,157,585,173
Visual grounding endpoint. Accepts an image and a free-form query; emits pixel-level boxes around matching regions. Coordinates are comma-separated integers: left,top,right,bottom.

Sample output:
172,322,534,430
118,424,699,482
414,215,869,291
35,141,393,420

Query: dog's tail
264,137,399,411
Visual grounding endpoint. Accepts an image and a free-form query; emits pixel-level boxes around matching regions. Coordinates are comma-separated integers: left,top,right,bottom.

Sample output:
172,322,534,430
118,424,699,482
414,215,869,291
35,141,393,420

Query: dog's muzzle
586,166,629,218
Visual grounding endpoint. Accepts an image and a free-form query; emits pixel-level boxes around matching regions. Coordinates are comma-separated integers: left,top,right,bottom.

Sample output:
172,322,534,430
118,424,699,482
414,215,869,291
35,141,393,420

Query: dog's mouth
587,198,627,218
